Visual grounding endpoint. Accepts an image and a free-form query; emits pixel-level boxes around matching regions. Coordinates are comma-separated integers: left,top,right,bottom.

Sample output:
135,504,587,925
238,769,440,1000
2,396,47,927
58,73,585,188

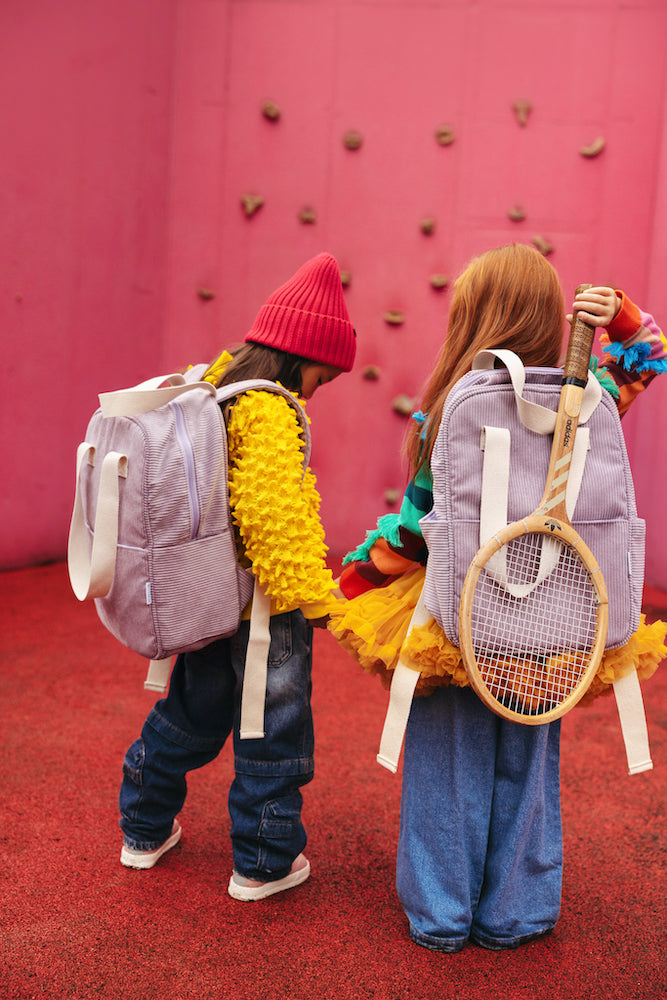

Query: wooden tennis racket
458,286,609,723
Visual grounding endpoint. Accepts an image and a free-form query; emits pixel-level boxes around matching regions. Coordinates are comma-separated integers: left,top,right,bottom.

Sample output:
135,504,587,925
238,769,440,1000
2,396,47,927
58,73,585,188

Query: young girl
119,252,356,901
330,243,666,950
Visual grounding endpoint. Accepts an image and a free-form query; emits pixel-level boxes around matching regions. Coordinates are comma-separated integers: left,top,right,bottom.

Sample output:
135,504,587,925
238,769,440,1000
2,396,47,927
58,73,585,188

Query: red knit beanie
245,252,356,372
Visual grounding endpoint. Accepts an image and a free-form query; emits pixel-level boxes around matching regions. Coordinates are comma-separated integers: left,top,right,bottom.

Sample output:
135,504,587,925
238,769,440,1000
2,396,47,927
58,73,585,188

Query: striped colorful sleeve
596,291,667,416
339,462,433,598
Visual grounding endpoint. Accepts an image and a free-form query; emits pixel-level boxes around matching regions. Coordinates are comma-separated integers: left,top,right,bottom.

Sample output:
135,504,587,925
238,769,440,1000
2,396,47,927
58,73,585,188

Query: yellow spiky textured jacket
203,353,338,620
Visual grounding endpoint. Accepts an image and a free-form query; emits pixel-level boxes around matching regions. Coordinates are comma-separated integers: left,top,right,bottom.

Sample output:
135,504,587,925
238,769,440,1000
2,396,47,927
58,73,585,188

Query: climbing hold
512,100,532,126
384,310,405,326
362,365,381,381
392,394,416,416
435,124,455,146
241,194,264,217
340,270,351,287
420,218,436,235
384,488,400,506
343,131,363,150
532,235,554,256
430,274,449,290
197,288,215,301
579,137,606,158
298,206,317,224
508,205,526,222
262,100,281,122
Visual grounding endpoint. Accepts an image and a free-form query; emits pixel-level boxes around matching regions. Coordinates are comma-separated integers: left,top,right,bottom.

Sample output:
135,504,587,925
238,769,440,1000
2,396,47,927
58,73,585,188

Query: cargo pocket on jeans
267,613,294,668
259,797,300,842
121,738,146,822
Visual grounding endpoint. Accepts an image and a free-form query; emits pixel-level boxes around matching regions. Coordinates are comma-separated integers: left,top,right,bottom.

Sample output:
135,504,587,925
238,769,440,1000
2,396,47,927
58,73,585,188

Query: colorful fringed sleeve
331,431,434,688
596,292,667,415
338,451,432,598
226,389,338,620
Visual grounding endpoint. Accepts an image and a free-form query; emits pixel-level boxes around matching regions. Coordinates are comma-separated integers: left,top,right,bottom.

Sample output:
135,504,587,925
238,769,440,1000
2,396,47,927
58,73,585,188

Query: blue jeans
119,610,314,881
397,686,562,952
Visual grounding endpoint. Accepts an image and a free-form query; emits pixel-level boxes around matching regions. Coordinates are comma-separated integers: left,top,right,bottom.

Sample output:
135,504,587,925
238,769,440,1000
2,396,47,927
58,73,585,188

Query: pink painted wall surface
1,0,174,567
2,0,667,587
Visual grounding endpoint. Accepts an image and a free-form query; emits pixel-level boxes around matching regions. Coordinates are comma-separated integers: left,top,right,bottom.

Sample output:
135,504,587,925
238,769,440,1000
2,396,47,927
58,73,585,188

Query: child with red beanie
119,252,356,899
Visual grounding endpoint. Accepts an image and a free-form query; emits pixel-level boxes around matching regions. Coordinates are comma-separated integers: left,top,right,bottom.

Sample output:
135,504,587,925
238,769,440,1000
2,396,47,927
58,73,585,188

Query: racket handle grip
564,283,595,385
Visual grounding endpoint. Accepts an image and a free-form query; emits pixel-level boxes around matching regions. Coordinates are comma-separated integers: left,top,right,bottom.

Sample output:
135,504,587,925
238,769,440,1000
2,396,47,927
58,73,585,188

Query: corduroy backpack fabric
67,366,310,739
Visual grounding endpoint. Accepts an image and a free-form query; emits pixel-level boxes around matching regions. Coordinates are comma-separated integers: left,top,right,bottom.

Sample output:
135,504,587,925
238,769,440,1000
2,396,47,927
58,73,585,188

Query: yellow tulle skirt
328,567,666,705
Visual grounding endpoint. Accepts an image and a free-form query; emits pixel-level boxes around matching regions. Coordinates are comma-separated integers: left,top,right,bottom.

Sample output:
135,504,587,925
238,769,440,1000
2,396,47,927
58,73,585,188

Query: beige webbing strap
144,658,173,693
479,425,590,598
68,443,128,601
99,373,216,417
377,590,432,773
471,349,602,431
612,670,653,774
240,582,272,740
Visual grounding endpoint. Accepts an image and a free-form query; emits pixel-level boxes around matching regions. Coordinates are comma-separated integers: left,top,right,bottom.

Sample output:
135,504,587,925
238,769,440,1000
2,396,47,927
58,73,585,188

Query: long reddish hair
407,244,565,475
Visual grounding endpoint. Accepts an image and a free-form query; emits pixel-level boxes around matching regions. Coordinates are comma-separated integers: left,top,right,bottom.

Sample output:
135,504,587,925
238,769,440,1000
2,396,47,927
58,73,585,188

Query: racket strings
470,532,600,715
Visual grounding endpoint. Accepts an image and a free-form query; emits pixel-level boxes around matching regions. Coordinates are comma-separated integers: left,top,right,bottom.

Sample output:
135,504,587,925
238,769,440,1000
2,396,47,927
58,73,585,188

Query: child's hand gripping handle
563,283,595,387
537,284,596,519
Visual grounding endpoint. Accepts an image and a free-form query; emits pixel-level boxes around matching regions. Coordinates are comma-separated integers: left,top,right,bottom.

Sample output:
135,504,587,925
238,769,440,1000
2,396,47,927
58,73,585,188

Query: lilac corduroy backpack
377,350,652,776
67,366,310,740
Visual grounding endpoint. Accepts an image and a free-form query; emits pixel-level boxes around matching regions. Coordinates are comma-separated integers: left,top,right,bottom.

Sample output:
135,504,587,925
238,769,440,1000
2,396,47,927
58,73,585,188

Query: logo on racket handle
563,417,574,447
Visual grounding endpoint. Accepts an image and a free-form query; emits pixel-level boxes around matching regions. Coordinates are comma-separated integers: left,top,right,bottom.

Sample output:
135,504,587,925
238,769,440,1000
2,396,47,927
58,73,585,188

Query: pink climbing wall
1,0,174,568
2,0,667,588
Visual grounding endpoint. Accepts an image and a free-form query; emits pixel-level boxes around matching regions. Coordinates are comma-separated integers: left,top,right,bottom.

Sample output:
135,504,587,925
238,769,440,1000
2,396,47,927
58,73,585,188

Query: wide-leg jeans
119,610,315,881
397,685,562,951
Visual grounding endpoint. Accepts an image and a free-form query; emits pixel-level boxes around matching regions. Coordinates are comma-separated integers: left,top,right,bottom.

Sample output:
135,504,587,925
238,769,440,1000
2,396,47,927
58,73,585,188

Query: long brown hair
407,244,565,476
213,343,307,395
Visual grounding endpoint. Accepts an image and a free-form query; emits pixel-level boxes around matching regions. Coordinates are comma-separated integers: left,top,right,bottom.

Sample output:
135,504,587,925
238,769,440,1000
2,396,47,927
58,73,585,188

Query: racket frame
459,515,609,723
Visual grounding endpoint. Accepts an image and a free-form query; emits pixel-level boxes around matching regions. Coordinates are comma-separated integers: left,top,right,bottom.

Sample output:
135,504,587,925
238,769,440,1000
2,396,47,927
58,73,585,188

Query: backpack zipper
170,400,201,539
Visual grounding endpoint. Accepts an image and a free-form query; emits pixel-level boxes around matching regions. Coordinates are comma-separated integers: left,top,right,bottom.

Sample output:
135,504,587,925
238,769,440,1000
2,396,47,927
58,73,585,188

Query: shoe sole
120,821,182,870
228,860,311,901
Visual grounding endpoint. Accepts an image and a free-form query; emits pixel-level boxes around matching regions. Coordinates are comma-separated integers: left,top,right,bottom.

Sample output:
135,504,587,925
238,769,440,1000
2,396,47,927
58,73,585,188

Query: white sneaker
120,820,182,869
228,855,310,901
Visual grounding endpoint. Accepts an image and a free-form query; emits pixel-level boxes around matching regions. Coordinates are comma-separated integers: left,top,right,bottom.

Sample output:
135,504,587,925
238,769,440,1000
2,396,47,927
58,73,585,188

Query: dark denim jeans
119,610,314,881
397,686,562,951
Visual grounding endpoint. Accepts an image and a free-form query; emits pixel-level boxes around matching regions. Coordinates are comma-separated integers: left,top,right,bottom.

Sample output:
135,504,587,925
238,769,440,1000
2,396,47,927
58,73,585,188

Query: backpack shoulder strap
376,589,431,772
613,671,653,774
216,379,312,473
214,380,311,739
